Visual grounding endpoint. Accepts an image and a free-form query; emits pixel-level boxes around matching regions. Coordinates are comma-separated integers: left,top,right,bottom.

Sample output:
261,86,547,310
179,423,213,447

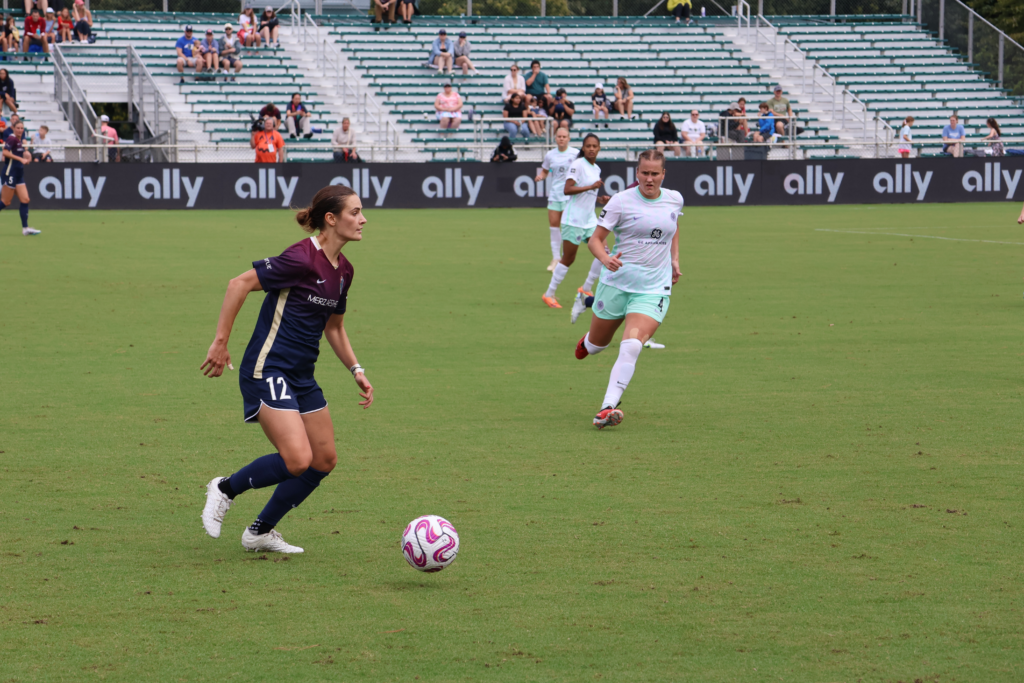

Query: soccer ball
401,515,459,572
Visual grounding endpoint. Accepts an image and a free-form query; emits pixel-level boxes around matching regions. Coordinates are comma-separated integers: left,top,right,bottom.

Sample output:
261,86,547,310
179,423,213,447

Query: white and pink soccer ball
401,515,459,572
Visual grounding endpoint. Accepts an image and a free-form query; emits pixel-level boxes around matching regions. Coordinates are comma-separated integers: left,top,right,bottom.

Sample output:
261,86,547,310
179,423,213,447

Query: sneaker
594,407,623,429
542,295,562,309
643,339,666,349
178,77,185,84
201,477,233,539
570,290,587,324
575,335,589,359
241,528,304,553
21,227,40,235
547,258,559,272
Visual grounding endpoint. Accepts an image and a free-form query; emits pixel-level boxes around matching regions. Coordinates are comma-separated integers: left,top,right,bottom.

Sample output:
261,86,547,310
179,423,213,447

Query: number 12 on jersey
266,377,292,401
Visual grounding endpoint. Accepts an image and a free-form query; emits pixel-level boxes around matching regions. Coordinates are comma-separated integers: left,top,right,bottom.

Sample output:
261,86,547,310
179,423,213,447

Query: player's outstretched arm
324,313,374,409
201,268,262,378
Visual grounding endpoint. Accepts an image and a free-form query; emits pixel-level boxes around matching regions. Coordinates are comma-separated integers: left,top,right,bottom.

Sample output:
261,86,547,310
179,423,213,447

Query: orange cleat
575,336,589,359
578,286,594,298
593,407,623,429
542,295,562,309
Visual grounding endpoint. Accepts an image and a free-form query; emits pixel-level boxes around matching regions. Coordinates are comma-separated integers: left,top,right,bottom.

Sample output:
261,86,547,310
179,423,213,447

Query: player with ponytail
199,184,373,554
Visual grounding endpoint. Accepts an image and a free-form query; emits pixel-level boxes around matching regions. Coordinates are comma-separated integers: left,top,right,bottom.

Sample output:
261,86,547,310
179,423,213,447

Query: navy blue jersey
3,133,24,175
240,236,355,380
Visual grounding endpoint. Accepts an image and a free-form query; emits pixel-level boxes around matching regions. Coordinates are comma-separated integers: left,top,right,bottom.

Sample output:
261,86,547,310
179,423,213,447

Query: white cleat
644,339,666,349
547,258,559,272
22,227,40,235
201,476,233,539
241,528,304,554
570,290,588,324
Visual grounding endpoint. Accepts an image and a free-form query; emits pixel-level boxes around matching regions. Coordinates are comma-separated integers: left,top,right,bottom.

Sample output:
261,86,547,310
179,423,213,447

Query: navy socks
253,467,331,532
19,202,28,228
223,453,294,499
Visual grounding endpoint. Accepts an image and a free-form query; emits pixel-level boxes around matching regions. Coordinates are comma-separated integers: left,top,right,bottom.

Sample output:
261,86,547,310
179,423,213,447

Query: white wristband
349,364,364,376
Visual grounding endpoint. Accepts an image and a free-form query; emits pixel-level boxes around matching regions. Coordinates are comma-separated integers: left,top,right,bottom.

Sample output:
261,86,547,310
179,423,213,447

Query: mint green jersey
560,157,602,231
596,186,683,295
542,146,579,203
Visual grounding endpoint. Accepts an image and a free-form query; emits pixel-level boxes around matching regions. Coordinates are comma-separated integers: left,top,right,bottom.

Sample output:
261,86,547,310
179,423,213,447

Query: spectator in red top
23,7,49,54
259,102,281,130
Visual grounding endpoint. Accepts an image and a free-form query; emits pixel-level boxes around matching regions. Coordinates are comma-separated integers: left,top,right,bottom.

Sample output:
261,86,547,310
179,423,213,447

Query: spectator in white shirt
502,64,526,105
332,117,360,163
679,109,707,157
31,124,51,162
219,24,243,80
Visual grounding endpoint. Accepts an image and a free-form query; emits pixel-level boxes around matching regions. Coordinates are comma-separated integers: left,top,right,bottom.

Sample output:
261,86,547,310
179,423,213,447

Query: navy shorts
3,168,24,187
239,371,327,423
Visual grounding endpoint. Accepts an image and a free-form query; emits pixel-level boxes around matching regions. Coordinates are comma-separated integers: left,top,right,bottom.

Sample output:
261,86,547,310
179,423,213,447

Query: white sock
602,339,643,408
583,333,608,355
583,258,602,291
545,263,569,298
549,227,561,260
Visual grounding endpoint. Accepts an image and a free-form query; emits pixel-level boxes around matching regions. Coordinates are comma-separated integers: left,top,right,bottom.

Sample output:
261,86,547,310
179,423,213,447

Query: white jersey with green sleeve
560,157,602,230
597,186,683,295
542,147,579,203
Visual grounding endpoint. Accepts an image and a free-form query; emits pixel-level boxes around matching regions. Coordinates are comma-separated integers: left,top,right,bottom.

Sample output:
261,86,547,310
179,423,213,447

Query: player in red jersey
199,185,374,554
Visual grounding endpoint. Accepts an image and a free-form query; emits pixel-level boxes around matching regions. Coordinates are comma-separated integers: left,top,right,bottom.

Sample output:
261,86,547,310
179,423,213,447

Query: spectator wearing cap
23,7,48,54
373,0,396,24
238,4,261,47
429,29,453,75
258,6,279,47
175,25,204,83
43,7,57,46
719,102,744,144
453,32,477,76
763,86,793,136
219,24,243,79
591,83,609,125
332,117,361,163
525,60,550,108
72,0,93,43
398,0,415,24
548,87,574,129
501,63,526,105
98,114,120,163
199,29,219,72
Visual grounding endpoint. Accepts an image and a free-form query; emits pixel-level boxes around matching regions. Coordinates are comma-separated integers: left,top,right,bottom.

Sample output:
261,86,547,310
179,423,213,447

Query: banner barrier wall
26,158,1024,210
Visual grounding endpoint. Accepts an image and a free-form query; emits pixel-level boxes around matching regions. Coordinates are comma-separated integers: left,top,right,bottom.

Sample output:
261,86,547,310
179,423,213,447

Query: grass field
1,202,1023,682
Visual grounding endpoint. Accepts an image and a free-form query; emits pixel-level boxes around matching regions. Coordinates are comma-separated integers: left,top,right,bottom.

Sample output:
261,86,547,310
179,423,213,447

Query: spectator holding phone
548,87,574,129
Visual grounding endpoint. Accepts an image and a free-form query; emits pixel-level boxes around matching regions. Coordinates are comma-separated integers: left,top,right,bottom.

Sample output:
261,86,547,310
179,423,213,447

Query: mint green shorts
560,223,595,246
547,199,568,212
593,281,670,324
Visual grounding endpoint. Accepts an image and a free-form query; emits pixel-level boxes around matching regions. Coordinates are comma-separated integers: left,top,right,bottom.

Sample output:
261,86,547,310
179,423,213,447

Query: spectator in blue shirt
175,25,205,84
941,114,966,158
428,29,453,75
757,102,774,142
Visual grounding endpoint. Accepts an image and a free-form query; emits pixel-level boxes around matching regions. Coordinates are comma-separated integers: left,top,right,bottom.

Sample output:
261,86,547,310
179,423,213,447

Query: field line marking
815,229,1024,246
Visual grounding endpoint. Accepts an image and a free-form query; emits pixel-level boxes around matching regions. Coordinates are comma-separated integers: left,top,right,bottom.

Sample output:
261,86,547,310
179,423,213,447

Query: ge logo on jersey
650,229,663,239
599,209,607,219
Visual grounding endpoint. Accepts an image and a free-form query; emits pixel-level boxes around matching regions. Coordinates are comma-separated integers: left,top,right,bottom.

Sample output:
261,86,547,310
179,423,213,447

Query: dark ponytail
295,184,357,233
576,133,600,159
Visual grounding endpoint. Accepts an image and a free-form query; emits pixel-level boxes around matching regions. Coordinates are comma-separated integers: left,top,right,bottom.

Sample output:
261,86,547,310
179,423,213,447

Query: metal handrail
52,45,99,145
127,44,178,156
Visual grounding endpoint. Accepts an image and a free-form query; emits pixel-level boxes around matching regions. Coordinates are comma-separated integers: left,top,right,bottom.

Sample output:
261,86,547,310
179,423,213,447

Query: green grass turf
1,203,1023,682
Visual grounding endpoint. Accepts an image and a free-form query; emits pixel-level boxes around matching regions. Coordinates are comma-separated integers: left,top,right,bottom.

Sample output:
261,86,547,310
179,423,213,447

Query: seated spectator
757,103,774,143
285,92,313,139
175,26,203,84
503,93,530,140
502,64,526,104
43,7,56,45
719,102,744,144
614,77,634,119
31,124,51,162
763,86,792,136
942,114,966,158
453,32,477,75
23,7,48,54
679,110,707,156
2,16,17,54
72,0,93,44
199,29,219,72
258,6,279,48
653,112,681,157
491,135,517,163
332,117,361,163
238,4,262,47
0,69,16,114
251,115,284,163
435,82,462,136
372,0,396,24
736,96,749,137
548,88,574,129
591,83,609,125
668,0,692,24
897,115,913,158
98,114,119,163
525,60,550,108
259,101,281,129
983,117,1003,157
428,29,453,75
57,8,73,44
219,25,243,80
528,98,548,137
398,0,414,24
25,0,48,12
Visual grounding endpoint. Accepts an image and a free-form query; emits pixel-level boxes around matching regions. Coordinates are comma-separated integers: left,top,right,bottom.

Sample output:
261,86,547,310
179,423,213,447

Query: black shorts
3,167,24,186
261,18,279,30
221,55,239,66
240,371,327,423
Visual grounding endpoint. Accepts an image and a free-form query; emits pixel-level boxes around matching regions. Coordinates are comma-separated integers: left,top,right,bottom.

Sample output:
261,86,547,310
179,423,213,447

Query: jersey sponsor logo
307,294,339,308
599,209,607,218
650,228,663,239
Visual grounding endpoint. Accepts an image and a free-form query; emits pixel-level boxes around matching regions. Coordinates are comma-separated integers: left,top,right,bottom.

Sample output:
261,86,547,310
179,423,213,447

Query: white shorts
437,111,462,119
